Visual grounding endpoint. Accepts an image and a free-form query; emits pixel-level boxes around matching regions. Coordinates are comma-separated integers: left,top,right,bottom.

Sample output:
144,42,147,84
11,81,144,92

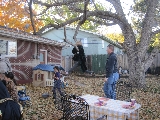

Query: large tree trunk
128,54,146,88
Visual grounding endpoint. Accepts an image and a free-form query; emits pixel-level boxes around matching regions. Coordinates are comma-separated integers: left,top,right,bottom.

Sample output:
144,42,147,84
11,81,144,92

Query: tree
0,0,44,33
132,0,160,51
106,33,124,43
30,0,160,87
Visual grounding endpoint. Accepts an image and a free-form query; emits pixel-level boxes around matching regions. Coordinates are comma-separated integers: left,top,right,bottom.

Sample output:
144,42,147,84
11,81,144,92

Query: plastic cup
131,99,136,106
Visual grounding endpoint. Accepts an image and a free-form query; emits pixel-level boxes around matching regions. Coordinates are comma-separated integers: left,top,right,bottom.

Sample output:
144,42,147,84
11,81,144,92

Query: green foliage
133,0,147,13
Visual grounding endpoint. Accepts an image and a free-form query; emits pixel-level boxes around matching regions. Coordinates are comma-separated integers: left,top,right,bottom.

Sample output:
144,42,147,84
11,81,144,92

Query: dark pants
68,61,93,74
52,80,63,98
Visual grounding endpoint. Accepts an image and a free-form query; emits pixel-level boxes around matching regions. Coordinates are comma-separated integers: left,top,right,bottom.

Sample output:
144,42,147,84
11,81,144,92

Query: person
52,66,64,99
4,72,18,102
68,41,93,75
0,80,22,120
103,44,119,99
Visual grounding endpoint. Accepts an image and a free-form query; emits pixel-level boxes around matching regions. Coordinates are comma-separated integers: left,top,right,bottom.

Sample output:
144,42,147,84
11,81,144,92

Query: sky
95,0,134,34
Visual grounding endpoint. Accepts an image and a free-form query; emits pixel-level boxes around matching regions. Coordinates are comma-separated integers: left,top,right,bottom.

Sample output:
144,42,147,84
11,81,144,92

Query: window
102,40,104,48
0,38,17,57
81,38,88,47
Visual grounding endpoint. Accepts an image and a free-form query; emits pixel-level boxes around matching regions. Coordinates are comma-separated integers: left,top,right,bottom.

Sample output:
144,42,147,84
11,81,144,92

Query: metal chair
60,94,90,120
116,80,132,101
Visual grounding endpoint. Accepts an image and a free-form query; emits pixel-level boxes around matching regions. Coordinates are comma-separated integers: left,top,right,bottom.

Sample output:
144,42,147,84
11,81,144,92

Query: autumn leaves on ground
22,75,160,120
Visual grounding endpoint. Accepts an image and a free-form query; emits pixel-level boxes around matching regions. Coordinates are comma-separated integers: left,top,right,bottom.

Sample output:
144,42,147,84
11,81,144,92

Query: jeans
103,72,119,99
52,80,63,98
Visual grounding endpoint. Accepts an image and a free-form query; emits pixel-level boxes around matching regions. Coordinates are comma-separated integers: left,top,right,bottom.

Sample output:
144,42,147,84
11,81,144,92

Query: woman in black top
68,41,93,75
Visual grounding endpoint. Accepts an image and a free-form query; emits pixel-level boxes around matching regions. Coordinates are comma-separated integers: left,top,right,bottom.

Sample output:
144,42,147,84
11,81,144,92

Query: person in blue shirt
103,44,119,99
52,66,64,99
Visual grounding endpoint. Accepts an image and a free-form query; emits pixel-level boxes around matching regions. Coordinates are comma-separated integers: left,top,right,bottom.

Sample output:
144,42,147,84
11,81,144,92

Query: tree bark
128,54,146,88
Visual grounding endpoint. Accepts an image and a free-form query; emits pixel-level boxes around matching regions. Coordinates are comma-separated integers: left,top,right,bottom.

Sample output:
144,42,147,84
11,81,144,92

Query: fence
61,53,160,74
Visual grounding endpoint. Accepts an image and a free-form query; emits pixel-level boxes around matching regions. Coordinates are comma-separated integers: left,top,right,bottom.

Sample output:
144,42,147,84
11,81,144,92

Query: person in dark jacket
68,41,93,74
103,44,119,99
0,80,22,120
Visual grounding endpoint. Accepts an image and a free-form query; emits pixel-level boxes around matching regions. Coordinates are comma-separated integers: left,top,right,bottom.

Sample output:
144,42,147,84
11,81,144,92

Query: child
52,66,64,99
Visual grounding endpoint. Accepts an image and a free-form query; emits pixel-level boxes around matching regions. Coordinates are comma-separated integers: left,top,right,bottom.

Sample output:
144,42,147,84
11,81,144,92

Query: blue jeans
52,80,63,98
103,72,119,99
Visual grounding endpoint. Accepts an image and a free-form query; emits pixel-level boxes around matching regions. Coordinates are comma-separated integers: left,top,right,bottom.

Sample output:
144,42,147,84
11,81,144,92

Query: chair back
61,94,90,120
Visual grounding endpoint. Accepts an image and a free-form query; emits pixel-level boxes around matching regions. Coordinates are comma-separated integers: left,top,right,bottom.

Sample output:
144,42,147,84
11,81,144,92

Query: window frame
0,37,17,58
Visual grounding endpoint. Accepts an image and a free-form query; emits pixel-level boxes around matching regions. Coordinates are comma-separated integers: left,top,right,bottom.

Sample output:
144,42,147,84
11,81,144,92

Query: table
81,94,141,120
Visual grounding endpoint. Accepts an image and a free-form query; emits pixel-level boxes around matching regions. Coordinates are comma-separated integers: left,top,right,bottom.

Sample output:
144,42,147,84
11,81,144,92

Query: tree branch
91,0,98,10
87,18,117,26
63,26,75,46
106,0,126,18
29,0,36,34
34,7,50,16
63,26,79,51
139,0,159,57
144,47,159,71
33,0,83,7
73,0,90,42
36,16,82,35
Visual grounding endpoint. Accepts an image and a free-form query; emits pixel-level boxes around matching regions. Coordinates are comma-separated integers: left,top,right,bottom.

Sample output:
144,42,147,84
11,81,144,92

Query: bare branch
37,16,82,35
29,0,36,34
91,0,98,10
63,26,79,51
144,47,159,71
63,27,73,46
73,0,90,42
139,0,159,57
106,0,126,18
34,7,50,16
33,0,83,7
64,26,67,41
73,24,81,42
87,18,117,26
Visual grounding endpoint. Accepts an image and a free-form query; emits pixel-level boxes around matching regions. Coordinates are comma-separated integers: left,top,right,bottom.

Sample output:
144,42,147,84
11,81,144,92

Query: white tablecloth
81,94,141,120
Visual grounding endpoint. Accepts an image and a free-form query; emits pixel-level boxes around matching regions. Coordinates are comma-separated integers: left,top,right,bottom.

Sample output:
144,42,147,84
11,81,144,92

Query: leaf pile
22,76,160,120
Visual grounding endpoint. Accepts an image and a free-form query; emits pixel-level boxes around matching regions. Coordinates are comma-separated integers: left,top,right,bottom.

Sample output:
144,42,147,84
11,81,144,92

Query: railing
46,79,54,86
46,77,66,87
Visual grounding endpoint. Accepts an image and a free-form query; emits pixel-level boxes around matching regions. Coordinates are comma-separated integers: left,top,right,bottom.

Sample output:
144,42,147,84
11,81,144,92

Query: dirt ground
21,75,160,120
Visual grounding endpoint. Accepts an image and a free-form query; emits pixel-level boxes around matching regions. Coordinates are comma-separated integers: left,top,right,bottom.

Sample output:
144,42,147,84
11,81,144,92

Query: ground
21,75,160,120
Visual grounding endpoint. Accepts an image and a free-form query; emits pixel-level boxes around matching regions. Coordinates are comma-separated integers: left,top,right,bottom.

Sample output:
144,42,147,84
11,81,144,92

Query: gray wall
42,27,123,56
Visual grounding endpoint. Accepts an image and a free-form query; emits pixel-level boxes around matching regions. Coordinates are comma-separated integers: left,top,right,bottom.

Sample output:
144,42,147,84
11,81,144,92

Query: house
42,26,123,56
0,26,66,84
32,64,66,87
32,64,54,87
